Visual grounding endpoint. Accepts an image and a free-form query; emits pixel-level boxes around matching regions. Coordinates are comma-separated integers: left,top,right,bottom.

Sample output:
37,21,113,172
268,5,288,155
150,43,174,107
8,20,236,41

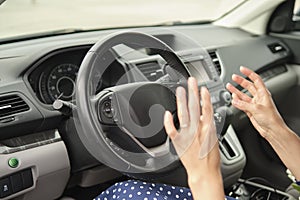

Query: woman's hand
227,66,300,180
164,77,224,200
226,66,286,139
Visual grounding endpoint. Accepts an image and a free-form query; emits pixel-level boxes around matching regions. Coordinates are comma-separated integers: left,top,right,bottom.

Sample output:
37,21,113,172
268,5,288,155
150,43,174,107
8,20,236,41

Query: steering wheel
75,31,191,176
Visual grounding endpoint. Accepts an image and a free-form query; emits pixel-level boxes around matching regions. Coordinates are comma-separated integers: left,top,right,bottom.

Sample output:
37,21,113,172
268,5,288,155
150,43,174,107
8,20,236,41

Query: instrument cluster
27,46,89,104
27,46,127,105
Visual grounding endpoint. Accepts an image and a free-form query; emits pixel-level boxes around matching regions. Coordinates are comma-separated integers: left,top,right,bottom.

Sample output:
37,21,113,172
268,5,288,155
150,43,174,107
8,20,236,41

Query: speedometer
47,63,79,102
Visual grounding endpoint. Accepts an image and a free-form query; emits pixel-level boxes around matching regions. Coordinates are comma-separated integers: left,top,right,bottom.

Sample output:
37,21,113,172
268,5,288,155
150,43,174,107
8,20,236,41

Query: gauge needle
57,92,64,100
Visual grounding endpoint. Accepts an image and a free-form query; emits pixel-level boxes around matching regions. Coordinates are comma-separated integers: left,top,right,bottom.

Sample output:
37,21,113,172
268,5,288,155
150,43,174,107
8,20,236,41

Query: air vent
136,62,164,81
0,95,30,118
209,51,222,76
268,43,286,53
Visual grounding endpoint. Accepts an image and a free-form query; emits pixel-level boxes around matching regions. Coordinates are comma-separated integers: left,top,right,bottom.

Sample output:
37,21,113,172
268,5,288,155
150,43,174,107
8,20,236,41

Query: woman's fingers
188,77,201,123
240,66,266,91
165,77,200,140
226,83,252,103
229,66,270,101
200,87,213,124
176,87,189,128
164,111,178,140
232,74,257,96
231,95,255,113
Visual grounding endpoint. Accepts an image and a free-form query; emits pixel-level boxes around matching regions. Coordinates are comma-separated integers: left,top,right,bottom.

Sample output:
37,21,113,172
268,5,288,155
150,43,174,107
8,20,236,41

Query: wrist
264,121,290,142
187,169,224,200
187,167,222,186
185,162,220,181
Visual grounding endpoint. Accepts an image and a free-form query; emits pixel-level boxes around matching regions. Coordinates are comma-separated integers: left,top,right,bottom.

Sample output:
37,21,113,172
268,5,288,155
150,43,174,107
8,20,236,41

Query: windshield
0,0,245,40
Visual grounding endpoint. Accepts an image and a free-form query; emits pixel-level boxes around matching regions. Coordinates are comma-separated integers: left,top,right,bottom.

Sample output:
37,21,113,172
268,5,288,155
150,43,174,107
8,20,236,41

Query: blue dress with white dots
95,180,236,200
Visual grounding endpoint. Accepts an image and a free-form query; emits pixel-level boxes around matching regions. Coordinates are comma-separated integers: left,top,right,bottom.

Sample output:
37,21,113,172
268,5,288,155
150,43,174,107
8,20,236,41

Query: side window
294,0,300,20
269,0,300,32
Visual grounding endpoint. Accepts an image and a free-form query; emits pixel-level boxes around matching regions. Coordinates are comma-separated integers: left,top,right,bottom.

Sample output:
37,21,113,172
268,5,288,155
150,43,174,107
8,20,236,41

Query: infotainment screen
185,60,211,83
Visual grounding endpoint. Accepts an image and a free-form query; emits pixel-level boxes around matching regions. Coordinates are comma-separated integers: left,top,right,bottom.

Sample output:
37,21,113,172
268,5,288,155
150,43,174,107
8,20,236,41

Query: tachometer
47,63,79,102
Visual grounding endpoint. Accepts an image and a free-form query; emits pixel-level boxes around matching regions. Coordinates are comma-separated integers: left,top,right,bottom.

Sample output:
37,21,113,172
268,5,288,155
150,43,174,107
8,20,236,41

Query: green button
8,157,19,168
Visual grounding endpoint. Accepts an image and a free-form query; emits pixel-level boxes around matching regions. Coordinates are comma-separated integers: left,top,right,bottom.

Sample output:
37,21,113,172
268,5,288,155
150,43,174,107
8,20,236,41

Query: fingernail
200,86,205,92
188,77,196,83
231,93,237,98
176,87,185,96
201,86,208,94
164,111,169,119
180,123,188,128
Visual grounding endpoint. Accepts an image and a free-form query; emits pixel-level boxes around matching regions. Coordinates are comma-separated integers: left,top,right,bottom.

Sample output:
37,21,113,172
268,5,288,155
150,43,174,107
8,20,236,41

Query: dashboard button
10,173,23,193
0,178,12,198
220,91,231,105
8,157,19,168
102,100,113,119
214,112,222,123
21,169,33,189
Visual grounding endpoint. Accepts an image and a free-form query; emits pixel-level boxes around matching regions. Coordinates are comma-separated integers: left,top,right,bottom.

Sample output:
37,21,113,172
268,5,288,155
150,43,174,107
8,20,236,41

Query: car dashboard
0,25,295,200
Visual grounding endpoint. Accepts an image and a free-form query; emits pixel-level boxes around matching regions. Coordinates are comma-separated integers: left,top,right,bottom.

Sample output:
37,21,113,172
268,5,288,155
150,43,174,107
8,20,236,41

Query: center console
221,127,296,200
220,125,247,188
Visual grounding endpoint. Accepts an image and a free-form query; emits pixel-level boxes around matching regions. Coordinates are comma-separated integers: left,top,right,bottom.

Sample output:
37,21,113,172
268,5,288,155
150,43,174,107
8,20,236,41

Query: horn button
99,83,176,148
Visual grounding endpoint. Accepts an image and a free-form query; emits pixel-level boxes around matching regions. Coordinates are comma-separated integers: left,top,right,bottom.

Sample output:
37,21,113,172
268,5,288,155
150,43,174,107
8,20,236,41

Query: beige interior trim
0,141,70,200
214,0,286,35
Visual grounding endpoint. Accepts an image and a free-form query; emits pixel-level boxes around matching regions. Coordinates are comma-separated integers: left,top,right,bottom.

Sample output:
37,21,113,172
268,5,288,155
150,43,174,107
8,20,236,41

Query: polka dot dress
95,180,236,200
